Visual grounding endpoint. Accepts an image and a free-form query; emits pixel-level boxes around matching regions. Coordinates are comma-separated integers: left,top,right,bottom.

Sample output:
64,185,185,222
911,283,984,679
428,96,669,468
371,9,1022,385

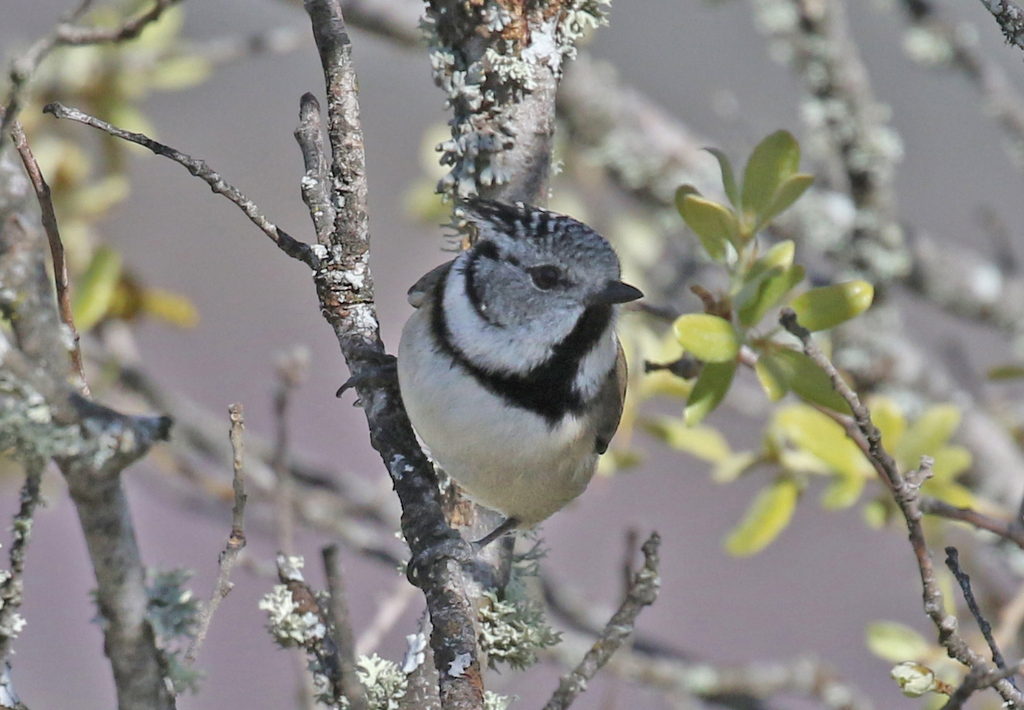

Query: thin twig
322,545,369,710
0,0,181,151
543,532,662,710
920,497,1024,550
0,458,44,664
779,308,1024,709
272,348,309,555
185,403,247,664
9,122,88,395
979,0,1024,50
944,547,1011,677
41,102,319,269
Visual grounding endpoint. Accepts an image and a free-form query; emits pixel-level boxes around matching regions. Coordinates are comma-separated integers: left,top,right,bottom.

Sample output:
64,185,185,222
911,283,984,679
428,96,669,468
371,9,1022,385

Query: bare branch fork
1,183,174,707
43,3,486,708
779,309,1024,708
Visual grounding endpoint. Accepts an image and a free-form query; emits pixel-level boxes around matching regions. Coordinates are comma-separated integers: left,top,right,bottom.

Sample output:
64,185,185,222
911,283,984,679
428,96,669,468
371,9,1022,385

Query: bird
397,199,643,548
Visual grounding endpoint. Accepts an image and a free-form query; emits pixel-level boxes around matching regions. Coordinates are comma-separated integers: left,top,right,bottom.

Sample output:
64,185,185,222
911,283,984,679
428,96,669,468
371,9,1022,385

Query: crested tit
397,200,643,545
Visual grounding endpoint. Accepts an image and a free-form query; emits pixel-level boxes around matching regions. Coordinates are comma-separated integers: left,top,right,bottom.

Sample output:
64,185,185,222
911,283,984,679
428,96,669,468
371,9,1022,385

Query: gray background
5,0,1024,708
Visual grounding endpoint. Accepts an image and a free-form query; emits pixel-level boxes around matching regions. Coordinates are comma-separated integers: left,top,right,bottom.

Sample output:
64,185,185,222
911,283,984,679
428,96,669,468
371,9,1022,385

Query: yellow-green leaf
643,418,731,463
757,173,814,229
862,499,890,529
705,147,740,207
737,264,805,327
779,349,852,414
741,130,801,220
866,621,931,663
755,352,792,401
712,451,757,483
141,288,200,328
772,404,872,479
987,364,1024,381
72,246,123,331
678,195,737,261
741,240,796,288
724,477,799,556
148,55,213,91
868,396,906,454
930,445,971,483
821,471,866,510
895,404,961,472
70,175,130,217
685,361,736,426
673,314,740,363
789,281,875,331
927,482,976,509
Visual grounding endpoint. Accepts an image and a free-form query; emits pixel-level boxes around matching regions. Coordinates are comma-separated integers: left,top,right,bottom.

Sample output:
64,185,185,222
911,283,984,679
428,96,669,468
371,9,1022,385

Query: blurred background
6,0,1024,708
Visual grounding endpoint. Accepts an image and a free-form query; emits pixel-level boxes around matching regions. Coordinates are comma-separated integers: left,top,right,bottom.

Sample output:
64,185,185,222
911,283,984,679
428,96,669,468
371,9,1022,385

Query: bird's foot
406,535,476,586
471,517,519,550
335,353,398,399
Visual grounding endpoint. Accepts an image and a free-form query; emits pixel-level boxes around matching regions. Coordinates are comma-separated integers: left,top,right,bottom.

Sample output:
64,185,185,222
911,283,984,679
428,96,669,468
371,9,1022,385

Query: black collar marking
431,265,612,425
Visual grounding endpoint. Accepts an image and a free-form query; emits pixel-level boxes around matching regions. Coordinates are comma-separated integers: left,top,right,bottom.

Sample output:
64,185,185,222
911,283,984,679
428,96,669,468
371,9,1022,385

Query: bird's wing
593,341,628,455
407,260,455,308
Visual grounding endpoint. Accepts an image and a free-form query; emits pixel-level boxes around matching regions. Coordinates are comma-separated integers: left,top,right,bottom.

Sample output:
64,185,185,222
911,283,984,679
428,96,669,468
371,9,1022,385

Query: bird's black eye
528,265,562,290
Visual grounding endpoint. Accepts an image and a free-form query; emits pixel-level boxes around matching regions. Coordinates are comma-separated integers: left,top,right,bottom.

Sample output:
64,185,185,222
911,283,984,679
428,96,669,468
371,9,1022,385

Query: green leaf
821,470,866,510
987,364,1024,381
741,130,801,220
895,404,961,471
756,173,814,229
866,621,931,663
737,264,805,327
772,404,872,479
779,349,852,414
678,195,737,261
712,451,757,483
862,499,890,529
789,280,875,331
72,246,123,332
724,477,799,556
705,147,740,207
930,445,972,483
868,396,906,455
643,418,731,463
684,361,736,426
754,352,792,401
673,314,740,363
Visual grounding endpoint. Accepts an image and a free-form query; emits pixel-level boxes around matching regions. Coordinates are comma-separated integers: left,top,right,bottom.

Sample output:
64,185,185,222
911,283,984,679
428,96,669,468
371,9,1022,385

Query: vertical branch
752,0,908,281
0,177,174,710
0,457,44,664
322,546,369,710
299,2,486,709
185,403,248,665
426,0,608,203
10,124,88,394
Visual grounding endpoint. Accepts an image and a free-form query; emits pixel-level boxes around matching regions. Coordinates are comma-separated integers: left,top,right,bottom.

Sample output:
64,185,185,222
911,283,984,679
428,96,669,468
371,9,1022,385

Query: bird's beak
590,280,644,305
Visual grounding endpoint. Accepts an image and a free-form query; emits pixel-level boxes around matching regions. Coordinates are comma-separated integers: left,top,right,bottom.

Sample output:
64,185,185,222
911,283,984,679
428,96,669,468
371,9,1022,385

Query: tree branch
979,0,1024,50
780,309,1024,709
543,532,662,710
185,403,248,665
299,2,485,708
41,102,320,269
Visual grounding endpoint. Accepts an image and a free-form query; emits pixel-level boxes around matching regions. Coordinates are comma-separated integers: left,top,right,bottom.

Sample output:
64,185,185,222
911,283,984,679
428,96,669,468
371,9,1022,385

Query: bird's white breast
397,304,601,525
